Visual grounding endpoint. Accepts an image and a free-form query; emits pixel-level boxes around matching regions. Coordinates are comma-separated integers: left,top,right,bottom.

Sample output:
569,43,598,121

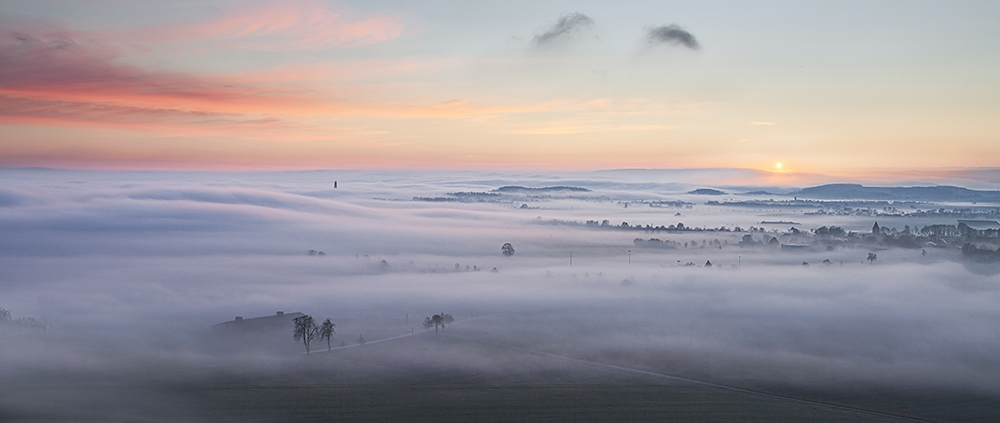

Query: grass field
192,384,909,423
6,331,995,423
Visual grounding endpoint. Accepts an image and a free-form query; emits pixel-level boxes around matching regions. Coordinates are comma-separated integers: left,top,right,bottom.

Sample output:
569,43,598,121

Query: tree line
292,312,456,353
0,308,45,332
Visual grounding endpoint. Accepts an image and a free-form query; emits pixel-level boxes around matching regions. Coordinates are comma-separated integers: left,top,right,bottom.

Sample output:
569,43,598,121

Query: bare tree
424,313,454,334
867,252,878,264
293,315,319,354
318,318,336,351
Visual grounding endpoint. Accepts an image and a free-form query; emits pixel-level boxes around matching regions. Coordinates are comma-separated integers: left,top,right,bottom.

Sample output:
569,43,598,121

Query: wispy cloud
646,24,699,50
533,13,595,46
0,29,321,113
0,29,333,137
0,95,334,141
432,99,467,108
0,27,544,139
502,124,674,135
120,0,405,51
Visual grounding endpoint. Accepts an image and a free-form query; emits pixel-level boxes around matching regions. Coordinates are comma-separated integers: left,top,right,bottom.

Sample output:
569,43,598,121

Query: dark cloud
646,24,700,50
533,13,595,46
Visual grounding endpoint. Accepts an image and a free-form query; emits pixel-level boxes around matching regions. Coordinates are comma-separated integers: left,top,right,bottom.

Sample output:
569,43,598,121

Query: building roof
212,311,305,332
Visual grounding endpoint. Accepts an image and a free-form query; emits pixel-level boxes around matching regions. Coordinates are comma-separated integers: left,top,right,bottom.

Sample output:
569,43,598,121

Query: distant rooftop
213,311,305,331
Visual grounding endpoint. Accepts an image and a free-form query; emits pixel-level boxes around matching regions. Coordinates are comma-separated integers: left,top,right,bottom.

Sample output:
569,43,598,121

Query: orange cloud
0,95,355,142
501,124,675,135
432,99,467,108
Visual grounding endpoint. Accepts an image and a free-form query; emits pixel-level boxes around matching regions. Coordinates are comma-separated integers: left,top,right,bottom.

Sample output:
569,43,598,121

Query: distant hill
688,188,725,195
792,184,1000,202
493,186,590,193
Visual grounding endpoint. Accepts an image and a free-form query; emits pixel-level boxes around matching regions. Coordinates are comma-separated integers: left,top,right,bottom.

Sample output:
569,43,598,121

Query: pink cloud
0,29,312,112
0,30,542,115
131,0,405,50
0,10,540,142
0,29,371,139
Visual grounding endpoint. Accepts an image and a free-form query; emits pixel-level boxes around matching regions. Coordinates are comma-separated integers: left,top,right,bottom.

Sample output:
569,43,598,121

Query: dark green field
5,332,995,423
193,384,908,423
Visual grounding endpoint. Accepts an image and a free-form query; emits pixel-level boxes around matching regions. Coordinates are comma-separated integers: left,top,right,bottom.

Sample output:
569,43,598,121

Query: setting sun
776,163,783,169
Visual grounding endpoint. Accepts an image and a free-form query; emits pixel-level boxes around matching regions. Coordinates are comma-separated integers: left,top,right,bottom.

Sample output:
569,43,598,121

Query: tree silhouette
501,243,515,257
318,318,336,351
0,308,44,332
293,315,319,354
867,252,878,264
423,313,454,334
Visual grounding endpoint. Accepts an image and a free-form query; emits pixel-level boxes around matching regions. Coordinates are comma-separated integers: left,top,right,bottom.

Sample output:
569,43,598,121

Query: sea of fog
1,168,998,421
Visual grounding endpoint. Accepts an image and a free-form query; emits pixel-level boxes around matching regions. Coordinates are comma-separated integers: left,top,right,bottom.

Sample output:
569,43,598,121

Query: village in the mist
1,167,999,422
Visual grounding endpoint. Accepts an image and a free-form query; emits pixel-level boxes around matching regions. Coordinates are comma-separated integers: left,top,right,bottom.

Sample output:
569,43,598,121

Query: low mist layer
1,168,998,421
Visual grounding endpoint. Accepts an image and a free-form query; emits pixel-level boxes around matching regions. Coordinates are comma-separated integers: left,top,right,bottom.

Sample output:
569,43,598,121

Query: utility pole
628,249,631,264
569,253,573,267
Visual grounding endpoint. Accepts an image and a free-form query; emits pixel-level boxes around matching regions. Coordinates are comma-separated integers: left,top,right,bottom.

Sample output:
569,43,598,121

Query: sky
1,0,998,174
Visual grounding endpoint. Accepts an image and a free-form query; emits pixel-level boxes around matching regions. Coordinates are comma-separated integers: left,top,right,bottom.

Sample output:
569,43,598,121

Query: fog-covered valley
2,168,998,422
